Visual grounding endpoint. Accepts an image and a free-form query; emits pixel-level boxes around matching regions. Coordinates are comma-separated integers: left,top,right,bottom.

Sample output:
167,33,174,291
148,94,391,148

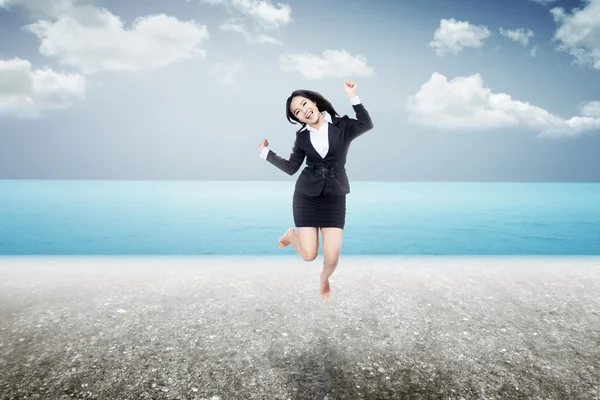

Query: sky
1,0,600,182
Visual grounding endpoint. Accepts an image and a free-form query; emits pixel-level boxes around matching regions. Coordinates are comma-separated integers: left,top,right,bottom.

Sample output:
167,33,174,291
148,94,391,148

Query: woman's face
290,96,319,124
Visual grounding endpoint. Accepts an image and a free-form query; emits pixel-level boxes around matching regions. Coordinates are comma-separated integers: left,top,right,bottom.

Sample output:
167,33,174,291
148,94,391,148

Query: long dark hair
286,89,339,133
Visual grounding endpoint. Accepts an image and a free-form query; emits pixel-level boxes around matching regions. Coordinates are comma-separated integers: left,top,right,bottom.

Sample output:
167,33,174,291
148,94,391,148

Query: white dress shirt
260,96,361,160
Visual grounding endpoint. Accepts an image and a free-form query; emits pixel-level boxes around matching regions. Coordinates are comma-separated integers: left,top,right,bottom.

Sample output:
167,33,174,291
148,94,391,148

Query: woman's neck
308,112,324,130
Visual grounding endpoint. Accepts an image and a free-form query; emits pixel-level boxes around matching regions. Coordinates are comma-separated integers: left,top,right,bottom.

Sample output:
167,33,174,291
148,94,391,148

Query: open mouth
306,110,313,119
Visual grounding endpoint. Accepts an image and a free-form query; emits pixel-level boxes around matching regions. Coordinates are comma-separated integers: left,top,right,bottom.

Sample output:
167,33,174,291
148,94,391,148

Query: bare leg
319,227,343,301
278,227,318,262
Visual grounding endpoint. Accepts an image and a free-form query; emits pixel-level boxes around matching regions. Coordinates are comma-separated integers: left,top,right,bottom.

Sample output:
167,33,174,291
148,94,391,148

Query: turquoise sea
1,180,599,255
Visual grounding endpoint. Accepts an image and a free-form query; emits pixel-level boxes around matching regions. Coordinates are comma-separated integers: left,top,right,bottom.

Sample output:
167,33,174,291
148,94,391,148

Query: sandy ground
0,256,599,400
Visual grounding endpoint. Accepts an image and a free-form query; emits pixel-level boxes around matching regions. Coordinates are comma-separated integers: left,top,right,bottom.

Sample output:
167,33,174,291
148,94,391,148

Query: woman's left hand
344,79,356,98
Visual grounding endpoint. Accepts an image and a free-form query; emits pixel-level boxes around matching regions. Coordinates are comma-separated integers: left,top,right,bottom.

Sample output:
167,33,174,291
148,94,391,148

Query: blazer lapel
326,121,341,158
300,116,342,160
301,130,323,159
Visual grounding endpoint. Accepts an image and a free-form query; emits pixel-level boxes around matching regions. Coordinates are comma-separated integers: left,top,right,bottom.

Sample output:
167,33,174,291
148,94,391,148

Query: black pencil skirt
292,189,346,229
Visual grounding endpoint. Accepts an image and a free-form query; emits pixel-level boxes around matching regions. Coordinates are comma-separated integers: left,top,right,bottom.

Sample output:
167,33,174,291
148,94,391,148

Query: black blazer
265,102,374,196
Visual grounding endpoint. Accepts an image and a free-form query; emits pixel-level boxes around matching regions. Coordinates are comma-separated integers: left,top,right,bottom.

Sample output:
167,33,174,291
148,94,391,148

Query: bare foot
278,227,294,248
320,272,331,301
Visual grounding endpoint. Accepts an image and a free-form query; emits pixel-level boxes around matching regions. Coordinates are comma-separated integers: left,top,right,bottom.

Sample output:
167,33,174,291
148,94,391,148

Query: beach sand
1,256,599,400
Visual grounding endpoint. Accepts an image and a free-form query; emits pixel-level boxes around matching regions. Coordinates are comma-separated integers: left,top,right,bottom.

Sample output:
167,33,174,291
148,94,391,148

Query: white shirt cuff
350,96,361,105
260,147,270,159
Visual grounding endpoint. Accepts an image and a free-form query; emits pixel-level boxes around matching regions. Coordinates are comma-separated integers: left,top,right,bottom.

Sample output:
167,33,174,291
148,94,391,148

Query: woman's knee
323,255,339,267
301,248,318,262
297,227,318,261
321,227,342,267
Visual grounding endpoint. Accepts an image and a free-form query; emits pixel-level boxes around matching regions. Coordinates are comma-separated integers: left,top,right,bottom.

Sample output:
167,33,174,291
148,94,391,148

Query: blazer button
321,174,325,178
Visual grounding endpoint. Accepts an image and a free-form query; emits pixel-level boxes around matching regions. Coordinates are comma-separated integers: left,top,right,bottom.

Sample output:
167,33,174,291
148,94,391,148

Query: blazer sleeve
345,103,374,141
265,135,306,175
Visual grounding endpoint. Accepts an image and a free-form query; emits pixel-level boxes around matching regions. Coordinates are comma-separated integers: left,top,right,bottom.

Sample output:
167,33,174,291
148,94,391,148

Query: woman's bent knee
301,250,318,262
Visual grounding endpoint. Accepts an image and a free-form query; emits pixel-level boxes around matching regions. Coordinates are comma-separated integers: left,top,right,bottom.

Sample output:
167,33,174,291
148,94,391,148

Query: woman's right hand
258,139,269,152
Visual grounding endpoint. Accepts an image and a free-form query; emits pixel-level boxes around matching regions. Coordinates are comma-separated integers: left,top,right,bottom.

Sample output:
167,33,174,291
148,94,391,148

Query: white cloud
579,101,600,117
193,0,290,45
530,0,557,5
211,60,245,84
530,45,538,57
219,18,284,45
551,0,600,70
406,72,600,138
429,18,490,56
499,27,534,46
0,0,73,17
0,57,86,117
198,0,291,30
22,5,210,74
279,50,375,80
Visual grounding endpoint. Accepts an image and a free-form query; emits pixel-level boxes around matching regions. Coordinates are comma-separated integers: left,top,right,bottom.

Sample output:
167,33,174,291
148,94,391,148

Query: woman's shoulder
332,114,349,128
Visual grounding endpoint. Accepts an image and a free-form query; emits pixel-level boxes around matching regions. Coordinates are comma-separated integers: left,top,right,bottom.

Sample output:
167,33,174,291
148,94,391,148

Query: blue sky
1,0,599,181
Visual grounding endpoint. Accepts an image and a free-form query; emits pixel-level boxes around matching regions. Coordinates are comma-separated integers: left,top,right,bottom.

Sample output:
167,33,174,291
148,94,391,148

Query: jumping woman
258,79,374,301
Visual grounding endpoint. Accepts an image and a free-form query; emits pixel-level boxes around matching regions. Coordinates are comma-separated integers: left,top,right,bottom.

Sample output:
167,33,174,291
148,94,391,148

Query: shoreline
2,254,600,260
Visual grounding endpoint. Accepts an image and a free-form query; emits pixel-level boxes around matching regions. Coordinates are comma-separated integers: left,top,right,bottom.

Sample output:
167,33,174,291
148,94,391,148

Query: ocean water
1,180,599,255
